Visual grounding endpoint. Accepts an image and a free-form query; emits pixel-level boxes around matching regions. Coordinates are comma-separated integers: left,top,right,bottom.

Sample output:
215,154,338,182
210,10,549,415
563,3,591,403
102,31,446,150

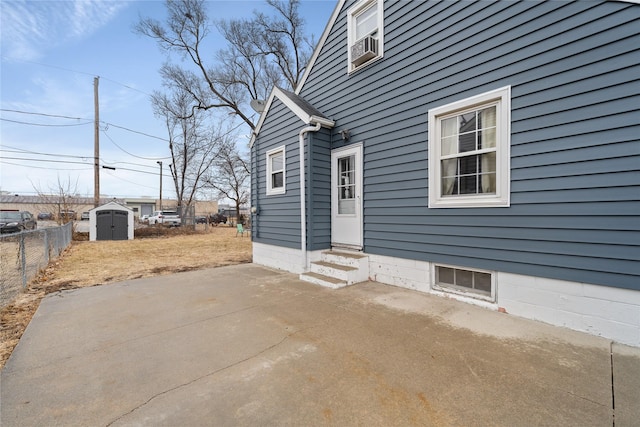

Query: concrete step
300,271,348,289
322,250,369,269
300,250,370,289
310,260,358,282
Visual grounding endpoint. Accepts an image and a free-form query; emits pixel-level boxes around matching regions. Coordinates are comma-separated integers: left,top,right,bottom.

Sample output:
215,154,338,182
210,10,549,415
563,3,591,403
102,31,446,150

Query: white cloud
0,0,128,61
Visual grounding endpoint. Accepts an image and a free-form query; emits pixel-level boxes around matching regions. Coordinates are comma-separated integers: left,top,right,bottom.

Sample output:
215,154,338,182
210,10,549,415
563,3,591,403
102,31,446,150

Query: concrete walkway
1,264,638,426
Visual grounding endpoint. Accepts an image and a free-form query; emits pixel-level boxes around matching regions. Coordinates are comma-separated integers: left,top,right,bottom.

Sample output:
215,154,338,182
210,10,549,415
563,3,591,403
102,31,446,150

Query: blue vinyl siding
252,100,331,250
253,0,640,291
307,128,332,250
252,100,303,249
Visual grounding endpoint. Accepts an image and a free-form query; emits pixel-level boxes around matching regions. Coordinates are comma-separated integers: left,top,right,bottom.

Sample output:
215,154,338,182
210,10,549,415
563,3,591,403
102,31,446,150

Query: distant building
0,195,218,220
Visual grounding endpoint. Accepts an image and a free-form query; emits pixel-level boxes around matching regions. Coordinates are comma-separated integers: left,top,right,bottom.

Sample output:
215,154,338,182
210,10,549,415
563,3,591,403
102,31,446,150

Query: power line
102,169,158,189
2,155,166,177
100,160,159,170
1,145,168,171
101,121,168,142
0,160,92,171
0,58,152,96
102,165,160,176
0,118,92,127
1,156,94,166
0,146,91,160
0,108,88,120
101,129,171,160
1,108,169,142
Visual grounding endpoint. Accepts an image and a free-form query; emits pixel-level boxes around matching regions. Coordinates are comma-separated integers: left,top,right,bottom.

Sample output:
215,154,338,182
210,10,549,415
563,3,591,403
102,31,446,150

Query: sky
0,0,336,200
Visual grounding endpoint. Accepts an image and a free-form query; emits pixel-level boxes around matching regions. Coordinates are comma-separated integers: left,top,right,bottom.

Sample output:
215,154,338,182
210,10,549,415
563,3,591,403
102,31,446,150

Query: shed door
112,211,128,240
331,144,363,250
96,210,128,241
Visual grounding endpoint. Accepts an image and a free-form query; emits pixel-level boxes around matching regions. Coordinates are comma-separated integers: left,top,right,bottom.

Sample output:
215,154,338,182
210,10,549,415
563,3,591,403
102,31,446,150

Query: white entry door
331,143,363,249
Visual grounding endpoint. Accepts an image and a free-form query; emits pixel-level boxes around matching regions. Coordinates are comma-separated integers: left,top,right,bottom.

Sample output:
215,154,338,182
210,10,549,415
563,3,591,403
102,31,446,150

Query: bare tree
252,0,312,89
206,142,250,223
152,88,225,216
30,176,82,225
136,0,313,130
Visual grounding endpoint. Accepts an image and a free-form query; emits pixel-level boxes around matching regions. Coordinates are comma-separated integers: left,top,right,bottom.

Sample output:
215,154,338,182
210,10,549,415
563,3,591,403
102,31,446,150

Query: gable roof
90,201,132,212
250,86,335,147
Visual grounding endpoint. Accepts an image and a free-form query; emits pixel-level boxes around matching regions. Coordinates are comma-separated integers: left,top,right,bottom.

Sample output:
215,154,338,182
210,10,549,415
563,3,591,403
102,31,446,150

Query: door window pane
338,155,356,214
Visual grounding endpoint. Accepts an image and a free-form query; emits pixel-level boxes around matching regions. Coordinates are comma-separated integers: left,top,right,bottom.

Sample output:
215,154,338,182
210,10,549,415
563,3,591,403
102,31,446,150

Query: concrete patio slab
2,264,638,426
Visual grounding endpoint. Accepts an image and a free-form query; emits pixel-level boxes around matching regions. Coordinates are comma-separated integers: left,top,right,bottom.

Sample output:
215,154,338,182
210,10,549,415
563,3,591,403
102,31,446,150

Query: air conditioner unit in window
351,35,378,67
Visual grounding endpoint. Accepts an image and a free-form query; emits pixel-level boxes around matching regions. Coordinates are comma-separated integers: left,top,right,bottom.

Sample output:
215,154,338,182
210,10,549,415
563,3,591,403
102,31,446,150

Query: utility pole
157,161,163,210
94,76,100,208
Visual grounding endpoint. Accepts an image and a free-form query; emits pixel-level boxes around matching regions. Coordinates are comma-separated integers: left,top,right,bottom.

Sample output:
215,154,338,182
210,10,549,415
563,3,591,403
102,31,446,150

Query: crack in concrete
564,390,609,408
610,341,616,427
104,327,307,427
3,304,261,375
102,314,332,427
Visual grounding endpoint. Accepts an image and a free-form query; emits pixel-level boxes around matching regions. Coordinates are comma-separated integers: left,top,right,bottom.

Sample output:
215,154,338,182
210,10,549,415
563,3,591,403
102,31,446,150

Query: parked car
0,211,37,234
140,214,150,224
195,216,208,224
148,210,181,226
37,212,53,220
209,213,227,224
58,210,77,221
81,212,90,221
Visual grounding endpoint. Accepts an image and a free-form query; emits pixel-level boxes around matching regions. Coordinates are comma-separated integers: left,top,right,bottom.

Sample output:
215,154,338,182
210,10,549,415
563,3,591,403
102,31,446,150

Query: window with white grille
428,87,511,208
266,146,285,195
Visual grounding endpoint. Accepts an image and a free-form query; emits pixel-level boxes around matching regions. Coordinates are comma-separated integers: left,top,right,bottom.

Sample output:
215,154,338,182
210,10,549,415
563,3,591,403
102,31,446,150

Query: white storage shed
89,201,134,241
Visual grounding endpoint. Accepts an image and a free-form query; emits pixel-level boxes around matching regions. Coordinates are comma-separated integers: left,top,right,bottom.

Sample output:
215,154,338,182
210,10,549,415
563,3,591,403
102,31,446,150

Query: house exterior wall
368,253,640,347
253,243,325,275
252,99,304,249
250,0,640,345
307,128,332,250
296,0,639,292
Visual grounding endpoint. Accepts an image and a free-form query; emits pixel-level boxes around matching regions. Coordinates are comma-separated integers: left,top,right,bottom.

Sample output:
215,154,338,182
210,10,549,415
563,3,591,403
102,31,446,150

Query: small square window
266,146,285,195
435,265,494,301
347,0,384,72
428,87,511,208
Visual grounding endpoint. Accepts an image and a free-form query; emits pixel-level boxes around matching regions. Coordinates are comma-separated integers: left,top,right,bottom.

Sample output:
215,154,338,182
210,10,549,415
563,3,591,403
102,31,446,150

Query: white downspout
299,122,322,271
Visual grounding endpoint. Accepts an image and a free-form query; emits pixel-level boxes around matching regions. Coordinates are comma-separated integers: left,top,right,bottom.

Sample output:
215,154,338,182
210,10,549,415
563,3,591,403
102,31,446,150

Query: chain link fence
0,222,72,308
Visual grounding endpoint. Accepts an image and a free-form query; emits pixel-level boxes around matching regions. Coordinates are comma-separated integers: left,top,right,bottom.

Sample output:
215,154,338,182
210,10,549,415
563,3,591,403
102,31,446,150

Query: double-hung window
347,0,384,72
266,146,285,195
428,87,511,208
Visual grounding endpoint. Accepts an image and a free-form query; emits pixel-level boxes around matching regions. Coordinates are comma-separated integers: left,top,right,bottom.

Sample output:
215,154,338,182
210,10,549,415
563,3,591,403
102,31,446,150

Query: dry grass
0,226,252,370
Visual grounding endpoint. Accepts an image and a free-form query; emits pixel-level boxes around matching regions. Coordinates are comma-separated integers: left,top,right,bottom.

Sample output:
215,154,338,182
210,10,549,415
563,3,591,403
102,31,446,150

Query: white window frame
266,146,286,195
347,0,384,73
433,263,496,302
428,86,511,208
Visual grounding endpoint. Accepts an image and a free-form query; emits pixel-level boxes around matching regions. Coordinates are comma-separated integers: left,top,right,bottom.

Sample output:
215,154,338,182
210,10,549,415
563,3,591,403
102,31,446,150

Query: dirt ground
0,225,252,370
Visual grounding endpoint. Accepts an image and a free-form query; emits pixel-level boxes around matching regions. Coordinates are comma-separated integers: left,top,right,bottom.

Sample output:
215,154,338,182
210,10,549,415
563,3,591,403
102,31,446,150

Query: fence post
44,230,49,264
20,233,27,290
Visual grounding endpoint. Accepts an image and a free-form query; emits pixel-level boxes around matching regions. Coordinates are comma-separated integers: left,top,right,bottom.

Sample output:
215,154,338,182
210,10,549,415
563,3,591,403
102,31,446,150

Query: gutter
299,122,322,271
